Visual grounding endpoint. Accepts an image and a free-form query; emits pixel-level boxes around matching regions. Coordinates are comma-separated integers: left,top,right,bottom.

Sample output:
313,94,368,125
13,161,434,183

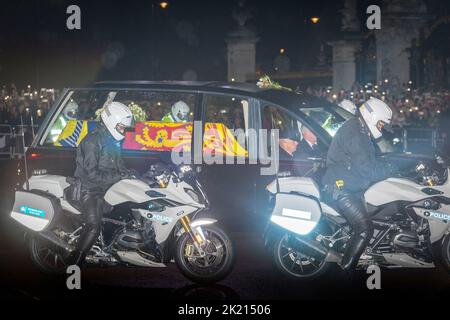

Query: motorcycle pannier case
10,190,62,232
271,192,322,236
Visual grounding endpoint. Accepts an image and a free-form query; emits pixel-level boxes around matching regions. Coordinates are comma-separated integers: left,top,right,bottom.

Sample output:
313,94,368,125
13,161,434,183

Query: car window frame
199,92,260,163
256,99,329,163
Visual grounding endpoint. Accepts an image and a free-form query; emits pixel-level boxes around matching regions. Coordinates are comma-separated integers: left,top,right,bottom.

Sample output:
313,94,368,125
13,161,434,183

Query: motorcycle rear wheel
175,225,235,284
272,233,331,280
29,235,68,275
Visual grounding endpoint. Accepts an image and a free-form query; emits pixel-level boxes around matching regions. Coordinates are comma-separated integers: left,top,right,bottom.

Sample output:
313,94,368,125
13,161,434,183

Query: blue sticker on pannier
19,206,45,218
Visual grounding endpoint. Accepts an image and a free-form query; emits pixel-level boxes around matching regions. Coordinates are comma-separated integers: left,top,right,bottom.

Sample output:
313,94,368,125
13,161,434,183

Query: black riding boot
72,193,103,267
336,192,373,272
341,234,368,271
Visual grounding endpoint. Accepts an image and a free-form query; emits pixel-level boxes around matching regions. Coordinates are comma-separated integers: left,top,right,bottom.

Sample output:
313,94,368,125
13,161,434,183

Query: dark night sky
0,0,448,88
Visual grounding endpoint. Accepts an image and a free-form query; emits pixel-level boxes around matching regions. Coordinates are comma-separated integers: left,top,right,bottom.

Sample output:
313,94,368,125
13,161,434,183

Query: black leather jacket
322,117,392,193
74,123,127,192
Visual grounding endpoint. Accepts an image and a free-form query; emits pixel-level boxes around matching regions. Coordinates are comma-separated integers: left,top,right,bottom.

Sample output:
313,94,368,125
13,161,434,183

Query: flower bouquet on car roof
256,75,292,91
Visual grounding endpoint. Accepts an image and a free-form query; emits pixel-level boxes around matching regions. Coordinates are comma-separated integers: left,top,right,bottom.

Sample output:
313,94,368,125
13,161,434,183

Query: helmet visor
115,117,135,135
177,111,189,122
66,109,79,119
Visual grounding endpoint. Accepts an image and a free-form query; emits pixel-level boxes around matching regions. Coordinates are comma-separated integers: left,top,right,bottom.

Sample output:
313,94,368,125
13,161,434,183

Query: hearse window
202,95,250,158
43,90,108,145
262,105,325,157
113,91,195,122
42,90,196,153
299,107,346,137
263,105,299,156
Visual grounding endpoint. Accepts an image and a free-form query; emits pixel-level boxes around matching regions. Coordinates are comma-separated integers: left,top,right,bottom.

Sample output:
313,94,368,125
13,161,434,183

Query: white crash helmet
100,101,134,141
171,100,190,122
359,97,392,140
63,100,79,120
338,99,357,115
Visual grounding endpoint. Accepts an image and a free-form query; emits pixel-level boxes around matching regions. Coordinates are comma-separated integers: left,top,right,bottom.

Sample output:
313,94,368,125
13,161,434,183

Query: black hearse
16,81,437,230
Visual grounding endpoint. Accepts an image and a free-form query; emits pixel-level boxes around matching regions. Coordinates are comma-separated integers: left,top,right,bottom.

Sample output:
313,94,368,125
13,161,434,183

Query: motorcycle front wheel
28,235,68,275
272,233,331,280
175,225,235,284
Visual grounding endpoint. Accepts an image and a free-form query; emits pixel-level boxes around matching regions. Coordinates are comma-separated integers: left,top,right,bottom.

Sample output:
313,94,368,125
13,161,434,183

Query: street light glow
279,48,285,54
159,2,169,9
311,16,320,24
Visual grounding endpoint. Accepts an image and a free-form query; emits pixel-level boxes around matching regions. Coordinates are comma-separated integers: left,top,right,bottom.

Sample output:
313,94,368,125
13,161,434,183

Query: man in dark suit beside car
295,125,319,159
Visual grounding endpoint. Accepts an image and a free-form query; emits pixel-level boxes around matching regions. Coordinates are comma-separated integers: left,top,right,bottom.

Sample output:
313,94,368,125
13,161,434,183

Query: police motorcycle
11,163,235,284
264,159,450,279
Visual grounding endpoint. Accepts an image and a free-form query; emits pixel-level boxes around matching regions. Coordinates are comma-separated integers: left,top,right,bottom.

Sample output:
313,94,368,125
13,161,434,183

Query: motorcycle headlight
185,188,200,203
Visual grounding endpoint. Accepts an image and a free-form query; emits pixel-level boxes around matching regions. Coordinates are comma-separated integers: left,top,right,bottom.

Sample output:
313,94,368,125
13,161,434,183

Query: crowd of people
1,82,450,131
0,84,57,127
306,82,450,129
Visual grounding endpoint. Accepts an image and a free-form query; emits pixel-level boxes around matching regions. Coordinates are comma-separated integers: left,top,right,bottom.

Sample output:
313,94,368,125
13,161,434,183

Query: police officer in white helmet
338,99,357,115
322,97,395,272
72,101,136,266
161,100,190,122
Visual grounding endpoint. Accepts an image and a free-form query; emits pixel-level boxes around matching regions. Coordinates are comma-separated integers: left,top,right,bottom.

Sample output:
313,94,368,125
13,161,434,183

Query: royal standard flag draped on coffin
54,120,248,157
53,120,97,147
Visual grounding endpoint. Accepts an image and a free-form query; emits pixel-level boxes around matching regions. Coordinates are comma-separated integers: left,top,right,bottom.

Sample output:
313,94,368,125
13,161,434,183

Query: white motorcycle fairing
134,205,198,244
104,179,151,205
105,177,205,208
365,178,431,206
103,177,207,244
365,170,450,243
